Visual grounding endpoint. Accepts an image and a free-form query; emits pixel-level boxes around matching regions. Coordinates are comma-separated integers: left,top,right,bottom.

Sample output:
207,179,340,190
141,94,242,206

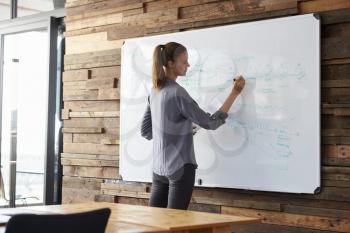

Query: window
0,0,11,21
18,0,65,17
0,0,65,21
1,30,49,206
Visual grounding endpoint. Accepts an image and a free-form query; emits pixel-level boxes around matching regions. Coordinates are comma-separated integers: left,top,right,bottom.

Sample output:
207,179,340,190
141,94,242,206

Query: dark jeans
148,164,196,210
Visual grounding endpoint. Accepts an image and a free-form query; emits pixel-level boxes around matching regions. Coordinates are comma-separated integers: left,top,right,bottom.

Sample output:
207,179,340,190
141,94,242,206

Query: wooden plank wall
62,0,350,232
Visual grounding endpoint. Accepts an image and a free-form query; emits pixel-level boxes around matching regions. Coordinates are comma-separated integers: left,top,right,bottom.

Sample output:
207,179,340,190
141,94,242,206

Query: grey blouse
141,79,228,178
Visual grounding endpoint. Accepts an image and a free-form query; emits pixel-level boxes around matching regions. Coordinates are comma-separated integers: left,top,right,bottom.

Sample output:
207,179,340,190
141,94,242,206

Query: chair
5,208,111,233
0,167,39,206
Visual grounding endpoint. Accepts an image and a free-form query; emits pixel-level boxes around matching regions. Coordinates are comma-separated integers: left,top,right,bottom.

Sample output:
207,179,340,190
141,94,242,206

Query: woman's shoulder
150,81,188,96
174,84,190,98
150,84,179,98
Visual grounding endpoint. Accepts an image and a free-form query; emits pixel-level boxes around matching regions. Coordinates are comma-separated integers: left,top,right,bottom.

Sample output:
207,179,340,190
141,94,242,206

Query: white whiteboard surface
120,14,320,194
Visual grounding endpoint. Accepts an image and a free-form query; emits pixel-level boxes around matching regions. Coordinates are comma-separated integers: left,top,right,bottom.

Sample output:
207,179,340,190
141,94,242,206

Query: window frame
0,8,65,207
1,0,65,20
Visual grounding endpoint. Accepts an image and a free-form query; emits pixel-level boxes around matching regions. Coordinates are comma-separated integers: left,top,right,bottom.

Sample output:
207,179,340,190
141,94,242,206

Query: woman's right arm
219,76,245,113
175,76,245,130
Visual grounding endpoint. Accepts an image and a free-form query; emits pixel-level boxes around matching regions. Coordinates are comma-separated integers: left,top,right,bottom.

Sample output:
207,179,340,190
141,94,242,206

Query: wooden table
0,202,259,233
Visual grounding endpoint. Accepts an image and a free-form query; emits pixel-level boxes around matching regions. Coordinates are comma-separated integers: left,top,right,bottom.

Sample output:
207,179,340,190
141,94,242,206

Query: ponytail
152,42,187,90
152,45,167,90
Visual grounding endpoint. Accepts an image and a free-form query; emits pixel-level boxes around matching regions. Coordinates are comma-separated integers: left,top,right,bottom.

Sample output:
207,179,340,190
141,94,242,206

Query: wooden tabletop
0,202,259,233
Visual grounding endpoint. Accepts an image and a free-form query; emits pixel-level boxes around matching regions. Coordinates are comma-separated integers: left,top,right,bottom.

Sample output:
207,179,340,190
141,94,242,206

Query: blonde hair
152,42,187,90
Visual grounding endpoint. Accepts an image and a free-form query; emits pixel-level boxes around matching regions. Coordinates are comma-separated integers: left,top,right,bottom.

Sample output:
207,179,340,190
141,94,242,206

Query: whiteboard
120,14,320,194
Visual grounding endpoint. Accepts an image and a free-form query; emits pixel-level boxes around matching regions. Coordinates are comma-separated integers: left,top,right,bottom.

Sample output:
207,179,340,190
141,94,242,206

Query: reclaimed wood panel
69,7,296,37
69,111,120,118
64,100,120,112
86,78,118,90
66,0,142,21
98,88,120,100
322,116,350,129
114,196,222,214
299,0,350,14
63,176,103,190
66,12,123,31
115,196,149,205
62,127,103,133
61,158,118,167
62,187,100,203
101,182,149,193
64,142,118,155
63,88,120,101
100,189,150,199
61,109,71,120
322,37,350,60
100,138,120,145
320,8,350,25
222,206,350,232
100,180,350,207
63,165,119,178
322,64,350,80
62,66,120,80
66,32,124,55
323,22,350,38
107,24,146,40
144,0,217,13
63,81,86,90
63,69,91,82
322,179,350,188
323,129,350,136
62,1,350,232
322,79,350,88
73,133,119,144
178,0,297,20
232,222,342,233
63,133,73,143
65,0,105,8
147,7,298,35
65,49,121,70
323,158,350,167
61,152,118,161
63,118,119,128
192,187,350,207
122,8,178,25
94,194,117,203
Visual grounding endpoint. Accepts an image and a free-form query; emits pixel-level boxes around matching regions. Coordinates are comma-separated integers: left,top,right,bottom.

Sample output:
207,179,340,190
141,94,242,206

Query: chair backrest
5,208,111,233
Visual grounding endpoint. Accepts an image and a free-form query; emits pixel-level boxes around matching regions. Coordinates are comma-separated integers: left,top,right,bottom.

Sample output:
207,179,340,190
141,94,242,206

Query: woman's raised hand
232,75,245,94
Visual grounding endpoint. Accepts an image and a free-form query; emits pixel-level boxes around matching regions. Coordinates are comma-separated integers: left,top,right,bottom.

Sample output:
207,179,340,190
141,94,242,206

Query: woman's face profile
168,51,190,76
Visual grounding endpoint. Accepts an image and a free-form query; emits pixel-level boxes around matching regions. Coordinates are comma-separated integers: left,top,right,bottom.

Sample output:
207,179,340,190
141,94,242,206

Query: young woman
141,42,245,210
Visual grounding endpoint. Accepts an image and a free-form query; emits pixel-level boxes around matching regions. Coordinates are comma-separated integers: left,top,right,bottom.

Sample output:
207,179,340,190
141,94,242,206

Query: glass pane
18,0,65,17
0,39,17,206
0,0,11,21
1,30,48,206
